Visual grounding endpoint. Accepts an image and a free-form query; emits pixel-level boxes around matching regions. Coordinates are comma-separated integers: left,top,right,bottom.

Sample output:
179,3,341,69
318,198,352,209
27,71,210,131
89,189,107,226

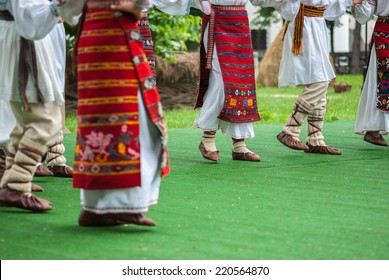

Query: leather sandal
304,144,341,155
31,183,44,192
232,151,260,162
0,186,52,211
277,131,309,151
78,210,126,227
48,165,73,177
199,142,220,162
363,132,388,146
35,164,54,177
108,212,156,226
78,210,156,227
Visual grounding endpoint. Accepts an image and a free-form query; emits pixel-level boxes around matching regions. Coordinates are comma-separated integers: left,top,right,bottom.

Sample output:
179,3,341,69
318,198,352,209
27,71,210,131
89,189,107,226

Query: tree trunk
350,21,362,74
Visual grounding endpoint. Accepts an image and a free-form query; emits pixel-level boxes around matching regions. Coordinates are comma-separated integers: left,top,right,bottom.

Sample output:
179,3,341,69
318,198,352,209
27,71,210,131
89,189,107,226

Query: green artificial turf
0,121,388,260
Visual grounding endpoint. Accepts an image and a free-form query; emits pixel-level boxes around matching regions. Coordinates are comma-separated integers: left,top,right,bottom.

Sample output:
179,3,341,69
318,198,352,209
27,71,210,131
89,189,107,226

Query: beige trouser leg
283,97,313,140
306,95,327,146
3,144,16,172
284,82,328,142
0,101,62,192
1,138,47,192
301,82,328,146
61,103,71,134
46,130,67,167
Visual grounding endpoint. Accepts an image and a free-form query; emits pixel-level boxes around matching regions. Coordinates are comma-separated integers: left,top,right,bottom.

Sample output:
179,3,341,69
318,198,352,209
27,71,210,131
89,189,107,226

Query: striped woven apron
195,5,260,124
374,16,389,112
73,7,169,190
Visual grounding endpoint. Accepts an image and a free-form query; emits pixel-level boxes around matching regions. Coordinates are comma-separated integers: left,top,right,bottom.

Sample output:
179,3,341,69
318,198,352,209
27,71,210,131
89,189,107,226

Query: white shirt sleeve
8,0,60,40
323,0,352,21
275,0,301,21
250,0,297,7
152,0,192,15
352,0,374,25
54,0,86,26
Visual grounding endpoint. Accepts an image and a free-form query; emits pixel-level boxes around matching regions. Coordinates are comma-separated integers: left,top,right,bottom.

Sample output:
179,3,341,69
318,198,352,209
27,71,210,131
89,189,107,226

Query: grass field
1,121,388,260
3,74,387,261
164,74,363,128
66,75,364,131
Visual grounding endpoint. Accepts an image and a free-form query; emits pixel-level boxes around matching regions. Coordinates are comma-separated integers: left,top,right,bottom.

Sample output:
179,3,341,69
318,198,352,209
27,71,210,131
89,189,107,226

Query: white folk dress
56,0,162,214
0,23,65,147
277,0,352,87
353,0,389,135
156,0,299,139
0,0,64,147
48,23,66,93
0,0,64,105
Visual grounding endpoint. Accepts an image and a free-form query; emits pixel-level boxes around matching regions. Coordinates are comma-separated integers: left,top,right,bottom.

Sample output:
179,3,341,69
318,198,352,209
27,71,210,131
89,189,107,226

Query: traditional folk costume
156,0,275,162
155,0,288,162
38,22,74,177
0,0,64,211
275,0,352,155
55,0,169,226
352,0,389,146
0,100,14,179
194,0,304,162
193,0,261,163
0,23,73,179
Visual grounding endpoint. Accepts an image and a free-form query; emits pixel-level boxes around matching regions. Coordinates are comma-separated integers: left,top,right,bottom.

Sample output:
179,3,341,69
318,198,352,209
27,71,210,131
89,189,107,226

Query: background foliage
148,8,201,61
64,9,202,61
251,7,280,29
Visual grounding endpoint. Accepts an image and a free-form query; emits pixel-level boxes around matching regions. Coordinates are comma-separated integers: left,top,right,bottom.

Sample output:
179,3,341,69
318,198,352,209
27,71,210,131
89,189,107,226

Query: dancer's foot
31,183,44,192
363,132,388,146
48,165,73,177
304,144,341,155
0,186,52,211
35,164,54,177
277,131,309,151
199,142,220,162
232,151,260,162
78,210,156,227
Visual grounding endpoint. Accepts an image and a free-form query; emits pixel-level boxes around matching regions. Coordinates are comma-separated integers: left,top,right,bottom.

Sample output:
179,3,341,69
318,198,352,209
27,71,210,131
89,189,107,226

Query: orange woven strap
283,4,325,55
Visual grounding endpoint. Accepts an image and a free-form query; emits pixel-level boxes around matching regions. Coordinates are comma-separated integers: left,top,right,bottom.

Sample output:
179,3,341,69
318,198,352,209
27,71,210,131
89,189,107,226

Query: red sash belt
283,4,326,55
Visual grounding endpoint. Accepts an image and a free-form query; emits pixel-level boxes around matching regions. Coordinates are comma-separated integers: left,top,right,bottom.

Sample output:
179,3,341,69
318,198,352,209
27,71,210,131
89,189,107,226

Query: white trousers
0,100,15,147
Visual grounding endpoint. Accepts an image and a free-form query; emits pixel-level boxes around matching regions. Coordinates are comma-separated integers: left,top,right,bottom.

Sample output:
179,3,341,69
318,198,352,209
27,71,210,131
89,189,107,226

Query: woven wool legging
0,101,62,192
283,81,329,145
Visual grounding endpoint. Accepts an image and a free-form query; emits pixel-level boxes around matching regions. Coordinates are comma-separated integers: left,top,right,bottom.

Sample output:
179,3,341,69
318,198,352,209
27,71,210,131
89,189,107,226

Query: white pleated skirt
355,46,389,135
